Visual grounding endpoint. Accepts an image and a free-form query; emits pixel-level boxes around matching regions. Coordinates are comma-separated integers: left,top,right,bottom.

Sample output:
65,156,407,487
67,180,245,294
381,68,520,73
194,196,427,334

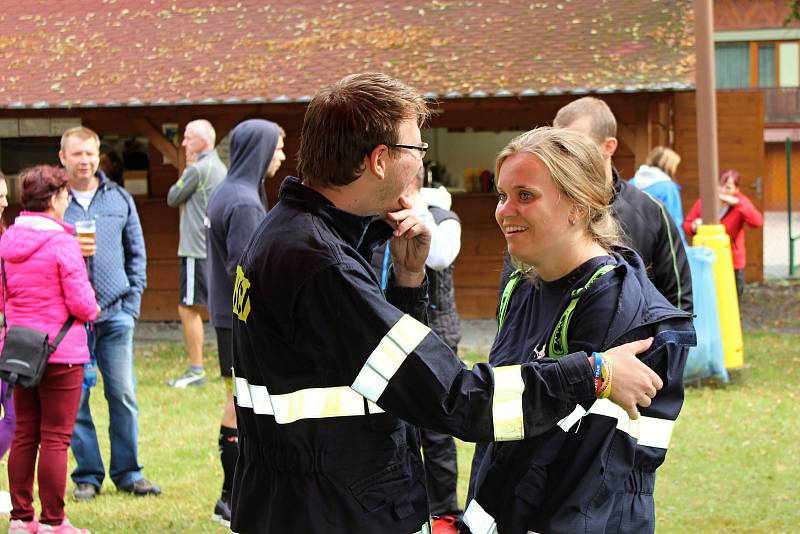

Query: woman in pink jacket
0,165,98,534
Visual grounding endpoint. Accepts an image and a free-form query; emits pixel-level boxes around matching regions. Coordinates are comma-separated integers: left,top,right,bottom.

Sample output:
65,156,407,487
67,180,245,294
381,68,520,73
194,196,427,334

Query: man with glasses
229,72,662,533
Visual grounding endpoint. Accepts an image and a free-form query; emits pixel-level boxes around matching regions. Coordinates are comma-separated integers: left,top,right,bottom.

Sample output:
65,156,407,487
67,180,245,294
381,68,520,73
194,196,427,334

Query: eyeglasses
388,142,428,159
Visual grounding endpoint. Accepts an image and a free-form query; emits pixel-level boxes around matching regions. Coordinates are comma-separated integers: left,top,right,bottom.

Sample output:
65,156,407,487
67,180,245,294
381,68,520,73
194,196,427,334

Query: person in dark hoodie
464,128,695,534
205,118,285,527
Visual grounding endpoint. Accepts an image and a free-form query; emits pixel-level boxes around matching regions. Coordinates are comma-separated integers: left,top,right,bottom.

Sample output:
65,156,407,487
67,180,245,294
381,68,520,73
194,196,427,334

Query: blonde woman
465,129,695,534
630,146,685,240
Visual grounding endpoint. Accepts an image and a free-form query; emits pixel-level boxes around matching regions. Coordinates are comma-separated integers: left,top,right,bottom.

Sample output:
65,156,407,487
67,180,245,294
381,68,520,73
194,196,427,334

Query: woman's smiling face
495,152,576,267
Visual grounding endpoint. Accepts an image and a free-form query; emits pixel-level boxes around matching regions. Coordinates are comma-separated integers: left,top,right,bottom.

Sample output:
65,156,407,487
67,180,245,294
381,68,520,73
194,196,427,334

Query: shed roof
0,0,695,109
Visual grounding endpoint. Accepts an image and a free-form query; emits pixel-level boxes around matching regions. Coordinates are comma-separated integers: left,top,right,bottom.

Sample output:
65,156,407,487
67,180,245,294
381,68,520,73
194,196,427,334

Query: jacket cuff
386,274,429,322
556,351,596,406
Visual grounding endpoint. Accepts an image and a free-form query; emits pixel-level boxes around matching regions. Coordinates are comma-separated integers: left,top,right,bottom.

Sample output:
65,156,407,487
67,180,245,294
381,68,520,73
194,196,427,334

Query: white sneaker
0,489,11,515
166,369,207,388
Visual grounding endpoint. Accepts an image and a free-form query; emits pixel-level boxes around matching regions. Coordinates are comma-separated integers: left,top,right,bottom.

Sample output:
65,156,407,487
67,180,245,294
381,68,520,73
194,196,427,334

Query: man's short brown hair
60,126,100,151
297,72,429,187
553,97,617,145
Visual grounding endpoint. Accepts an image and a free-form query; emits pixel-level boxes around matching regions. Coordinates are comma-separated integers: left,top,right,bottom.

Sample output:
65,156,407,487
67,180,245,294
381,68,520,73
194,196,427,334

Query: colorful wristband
592,352,604,395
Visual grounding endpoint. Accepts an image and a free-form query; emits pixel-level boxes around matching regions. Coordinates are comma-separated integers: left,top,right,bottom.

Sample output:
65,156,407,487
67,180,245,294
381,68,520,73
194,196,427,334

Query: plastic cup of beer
75,219,97,255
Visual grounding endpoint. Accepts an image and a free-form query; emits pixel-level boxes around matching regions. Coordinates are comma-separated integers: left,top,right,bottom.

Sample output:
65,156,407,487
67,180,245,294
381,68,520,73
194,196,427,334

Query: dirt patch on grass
741,279,800,334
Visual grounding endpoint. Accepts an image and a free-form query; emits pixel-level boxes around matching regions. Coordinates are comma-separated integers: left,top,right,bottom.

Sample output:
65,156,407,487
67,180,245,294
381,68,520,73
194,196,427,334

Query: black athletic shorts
216,327,233,378
179,257,208,306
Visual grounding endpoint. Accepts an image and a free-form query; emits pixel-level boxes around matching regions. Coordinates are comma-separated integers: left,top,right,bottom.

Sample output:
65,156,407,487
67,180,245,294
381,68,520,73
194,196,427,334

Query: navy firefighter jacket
229,176,604,534
465,251,696,534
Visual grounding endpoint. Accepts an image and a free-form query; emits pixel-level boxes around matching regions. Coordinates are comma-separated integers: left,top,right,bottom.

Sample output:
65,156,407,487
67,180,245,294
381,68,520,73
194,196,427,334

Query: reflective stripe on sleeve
234,377,385,423
463,499,499,534
492,365,525,441
350,314,431,403
558,399,675,449
414,521,432,534
587,399,675,449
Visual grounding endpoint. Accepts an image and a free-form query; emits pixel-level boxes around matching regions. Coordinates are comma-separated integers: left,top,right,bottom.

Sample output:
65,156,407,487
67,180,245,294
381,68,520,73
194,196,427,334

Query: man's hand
76,236,97,257
387,196,431,287
603,338,662,420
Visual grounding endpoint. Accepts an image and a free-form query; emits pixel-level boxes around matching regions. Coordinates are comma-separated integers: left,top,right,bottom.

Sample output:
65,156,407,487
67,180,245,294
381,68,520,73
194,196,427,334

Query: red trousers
9,364,83,525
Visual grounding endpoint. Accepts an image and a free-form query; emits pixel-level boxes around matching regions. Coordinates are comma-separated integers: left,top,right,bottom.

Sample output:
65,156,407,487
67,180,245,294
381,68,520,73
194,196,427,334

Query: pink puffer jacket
0,212,98,365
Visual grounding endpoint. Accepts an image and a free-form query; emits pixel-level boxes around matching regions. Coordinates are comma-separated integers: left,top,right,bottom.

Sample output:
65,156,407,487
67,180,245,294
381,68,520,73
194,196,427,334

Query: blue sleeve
121,194,147,318
661,183,686,242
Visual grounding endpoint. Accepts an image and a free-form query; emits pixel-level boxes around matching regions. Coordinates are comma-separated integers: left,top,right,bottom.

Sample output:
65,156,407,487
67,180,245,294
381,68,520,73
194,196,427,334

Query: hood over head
226,119,281,189
631,164,673,189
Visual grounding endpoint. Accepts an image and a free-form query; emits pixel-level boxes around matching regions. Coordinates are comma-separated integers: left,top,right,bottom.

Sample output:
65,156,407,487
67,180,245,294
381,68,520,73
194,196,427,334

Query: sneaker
432,515,459,534
0,490,11,514
118,478,161,496
166,369,207,388
7,519,39,534
37,518,89,534
72,483,99,501
211,497,231,527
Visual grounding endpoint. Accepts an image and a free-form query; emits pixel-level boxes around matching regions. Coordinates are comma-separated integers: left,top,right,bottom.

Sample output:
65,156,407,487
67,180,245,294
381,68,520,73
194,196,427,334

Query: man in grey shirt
166,119,227,387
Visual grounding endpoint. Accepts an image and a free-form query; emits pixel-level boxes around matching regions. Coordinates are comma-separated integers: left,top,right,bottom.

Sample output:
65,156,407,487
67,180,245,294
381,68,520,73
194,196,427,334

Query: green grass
1,333,798,532
1,341,231,533
457,334,800,534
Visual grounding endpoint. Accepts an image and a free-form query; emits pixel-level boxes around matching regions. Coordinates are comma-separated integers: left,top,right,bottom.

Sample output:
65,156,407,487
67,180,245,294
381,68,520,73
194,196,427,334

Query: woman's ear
569,204,588,225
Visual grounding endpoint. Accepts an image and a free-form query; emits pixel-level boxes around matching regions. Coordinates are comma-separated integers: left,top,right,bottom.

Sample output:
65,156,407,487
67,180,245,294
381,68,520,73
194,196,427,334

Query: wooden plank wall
450,193,506,319
673,90,766,281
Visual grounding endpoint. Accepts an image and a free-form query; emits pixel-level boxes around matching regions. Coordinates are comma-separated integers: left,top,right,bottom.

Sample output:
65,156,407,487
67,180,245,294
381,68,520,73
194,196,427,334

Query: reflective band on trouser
351,314,431,402
234,377,385,423
414,521,432,534
556,399,675,448
492,365,525,441
463,500,498,534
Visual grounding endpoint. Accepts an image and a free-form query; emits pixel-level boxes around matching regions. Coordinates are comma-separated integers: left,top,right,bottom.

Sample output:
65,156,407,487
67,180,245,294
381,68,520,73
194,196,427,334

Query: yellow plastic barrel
691,224,744,369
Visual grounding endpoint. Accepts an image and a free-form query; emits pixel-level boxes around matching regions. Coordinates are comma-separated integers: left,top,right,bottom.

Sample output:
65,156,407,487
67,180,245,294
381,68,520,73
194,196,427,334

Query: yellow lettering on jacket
233,265,251,322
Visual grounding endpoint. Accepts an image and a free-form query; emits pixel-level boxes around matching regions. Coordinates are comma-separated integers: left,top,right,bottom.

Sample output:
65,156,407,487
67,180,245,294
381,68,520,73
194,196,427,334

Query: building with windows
715,0,800,211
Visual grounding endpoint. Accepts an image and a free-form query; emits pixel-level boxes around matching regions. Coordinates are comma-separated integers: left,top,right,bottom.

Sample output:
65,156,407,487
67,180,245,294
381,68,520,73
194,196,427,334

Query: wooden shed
0,0,763,319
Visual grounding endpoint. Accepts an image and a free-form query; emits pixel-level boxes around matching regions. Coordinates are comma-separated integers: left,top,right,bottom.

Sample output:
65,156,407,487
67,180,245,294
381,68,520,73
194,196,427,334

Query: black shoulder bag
0,258,75,391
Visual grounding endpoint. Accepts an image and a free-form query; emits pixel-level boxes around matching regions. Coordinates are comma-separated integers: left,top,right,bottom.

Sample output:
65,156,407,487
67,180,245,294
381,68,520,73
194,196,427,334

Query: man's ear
58,150,66,167
369,144,389,180
603,137,618,159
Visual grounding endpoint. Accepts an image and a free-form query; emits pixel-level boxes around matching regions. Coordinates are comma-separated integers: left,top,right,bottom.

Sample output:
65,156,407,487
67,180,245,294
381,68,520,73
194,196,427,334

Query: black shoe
212,497,231,527
73,483,99,501
118,478,161,496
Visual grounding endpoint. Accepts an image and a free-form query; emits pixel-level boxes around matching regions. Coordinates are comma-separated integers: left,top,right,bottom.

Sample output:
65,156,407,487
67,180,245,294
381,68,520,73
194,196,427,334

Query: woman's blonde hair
645,146,681,178
495,127,622,261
